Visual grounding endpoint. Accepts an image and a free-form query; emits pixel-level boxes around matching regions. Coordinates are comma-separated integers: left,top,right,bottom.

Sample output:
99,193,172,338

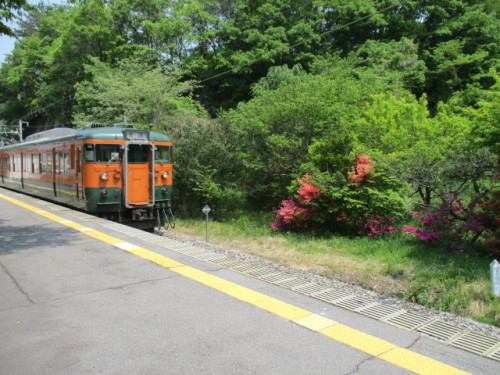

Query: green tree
0,1,122,127
73,57,196,126
350,38,427,95
0,3,72,126
0,0,31,36
223,60,397,205
473,74,500,156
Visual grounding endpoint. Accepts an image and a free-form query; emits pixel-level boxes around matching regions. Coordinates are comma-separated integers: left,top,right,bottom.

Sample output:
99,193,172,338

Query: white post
202,205,211,242
491,260,500,297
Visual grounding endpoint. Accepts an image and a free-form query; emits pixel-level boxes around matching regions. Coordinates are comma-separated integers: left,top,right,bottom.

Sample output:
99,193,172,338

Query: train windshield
155,146,172,163
84,144,121,163
127,144,149,163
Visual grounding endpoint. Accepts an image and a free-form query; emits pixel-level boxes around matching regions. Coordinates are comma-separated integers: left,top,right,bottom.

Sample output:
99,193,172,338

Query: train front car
78,124,173,231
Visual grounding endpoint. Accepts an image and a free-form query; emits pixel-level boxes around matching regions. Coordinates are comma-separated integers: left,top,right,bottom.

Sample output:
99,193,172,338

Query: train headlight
162,171,169,179
100,172,109,180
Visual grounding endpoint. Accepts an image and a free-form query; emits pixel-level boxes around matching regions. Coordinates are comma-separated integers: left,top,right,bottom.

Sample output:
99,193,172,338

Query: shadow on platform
0,221,84,255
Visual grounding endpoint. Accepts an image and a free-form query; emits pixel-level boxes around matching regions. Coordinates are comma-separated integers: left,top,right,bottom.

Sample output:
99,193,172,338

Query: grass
172,212,499,327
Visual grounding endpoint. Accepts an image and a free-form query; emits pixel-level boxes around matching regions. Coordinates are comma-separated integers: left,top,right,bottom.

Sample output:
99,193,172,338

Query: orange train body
0,124,174,231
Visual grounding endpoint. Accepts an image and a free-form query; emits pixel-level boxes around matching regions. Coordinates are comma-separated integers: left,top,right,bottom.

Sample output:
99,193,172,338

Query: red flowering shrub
271,158,407,235
297,175,322,204
348,154,373,184
271,174,321,231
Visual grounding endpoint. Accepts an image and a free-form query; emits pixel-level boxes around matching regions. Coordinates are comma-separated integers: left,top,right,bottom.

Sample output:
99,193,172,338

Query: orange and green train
0,123,174,231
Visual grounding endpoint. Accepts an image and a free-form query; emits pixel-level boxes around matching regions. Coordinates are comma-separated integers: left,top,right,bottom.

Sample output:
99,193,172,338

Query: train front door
123,143,154,207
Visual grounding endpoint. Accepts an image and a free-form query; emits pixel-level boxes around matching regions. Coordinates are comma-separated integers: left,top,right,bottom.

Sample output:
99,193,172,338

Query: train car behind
0,124,173,231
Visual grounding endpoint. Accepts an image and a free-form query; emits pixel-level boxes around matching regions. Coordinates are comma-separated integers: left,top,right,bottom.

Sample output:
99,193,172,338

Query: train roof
0,125,171,150
75,126,172,142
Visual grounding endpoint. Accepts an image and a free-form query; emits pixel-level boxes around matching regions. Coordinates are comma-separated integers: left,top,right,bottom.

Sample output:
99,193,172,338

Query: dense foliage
0,0,498,253
0,0,31,36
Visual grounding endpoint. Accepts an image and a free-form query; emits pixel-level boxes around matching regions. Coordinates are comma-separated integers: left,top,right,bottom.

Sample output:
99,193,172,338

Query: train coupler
132,208,152,221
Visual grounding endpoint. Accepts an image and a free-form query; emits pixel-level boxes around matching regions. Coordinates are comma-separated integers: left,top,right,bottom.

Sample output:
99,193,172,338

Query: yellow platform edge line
36,211,66,222
0,191,473,375
293,314,338,332
83,230,123,245
320,324,396,357
379,347,471,375
253,298,311,321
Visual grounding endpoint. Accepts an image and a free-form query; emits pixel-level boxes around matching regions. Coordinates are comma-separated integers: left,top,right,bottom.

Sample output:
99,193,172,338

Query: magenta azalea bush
403,192,499,254
365,215,398,237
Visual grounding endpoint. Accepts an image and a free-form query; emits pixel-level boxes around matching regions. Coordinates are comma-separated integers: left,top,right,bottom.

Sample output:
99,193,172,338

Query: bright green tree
0,0,31,36
222,60,397,205
73,57,197,127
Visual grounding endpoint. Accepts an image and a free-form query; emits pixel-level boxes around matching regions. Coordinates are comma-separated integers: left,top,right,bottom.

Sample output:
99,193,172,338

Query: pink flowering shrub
271,199,311,231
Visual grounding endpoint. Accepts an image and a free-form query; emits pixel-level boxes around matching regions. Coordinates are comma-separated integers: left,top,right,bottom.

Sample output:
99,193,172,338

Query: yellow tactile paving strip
0,193,472,375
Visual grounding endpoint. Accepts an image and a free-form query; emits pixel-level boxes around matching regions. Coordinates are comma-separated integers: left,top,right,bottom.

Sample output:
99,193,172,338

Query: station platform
0,187,499,375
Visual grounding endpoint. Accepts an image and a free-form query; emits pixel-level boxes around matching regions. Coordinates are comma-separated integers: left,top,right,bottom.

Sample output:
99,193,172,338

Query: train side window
155,146,172,163
56,152,63,174
84,144,95,162
24,154,32,173
33,154,39,174
95,144,121,163
41,153,52,174
64,153,70,175
41,154,46,173
47,153,52,174
13,155,20,172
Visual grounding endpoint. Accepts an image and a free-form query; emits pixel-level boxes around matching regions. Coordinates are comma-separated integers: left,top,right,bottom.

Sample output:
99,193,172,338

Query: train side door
76,146,83,200
123,143,154,207
20,151,24,188
52,148,57,196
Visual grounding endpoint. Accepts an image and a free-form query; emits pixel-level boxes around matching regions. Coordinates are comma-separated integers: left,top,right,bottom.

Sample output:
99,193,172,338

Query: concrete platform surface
1,188,498,375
